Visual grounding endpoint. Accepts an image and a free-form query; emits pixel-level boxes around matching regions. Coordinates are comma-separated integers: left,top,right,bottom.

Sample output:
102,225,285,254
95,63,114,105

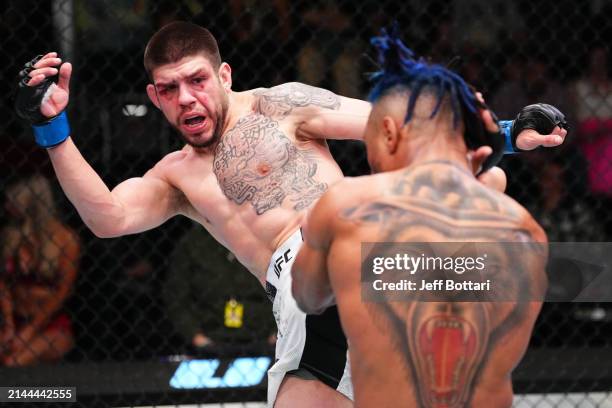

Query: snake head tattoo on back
341,164,547,407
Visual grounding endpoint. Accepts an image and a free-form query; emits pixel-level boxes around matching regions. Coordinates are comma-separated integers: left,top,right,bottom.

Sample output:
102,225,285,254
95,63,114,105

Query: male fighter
15,22,563,407
292,31,549,407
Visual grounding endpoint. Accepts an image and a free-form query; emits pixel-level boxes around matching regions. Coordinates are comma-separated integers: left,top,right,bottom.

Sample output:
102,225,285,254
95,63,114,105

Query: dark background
1,0,611,406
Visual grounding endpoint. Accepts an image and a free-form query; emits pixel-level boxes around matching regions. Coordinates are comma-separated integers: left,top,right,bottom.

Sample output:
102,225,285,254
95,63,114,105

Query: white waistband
266,229,303,291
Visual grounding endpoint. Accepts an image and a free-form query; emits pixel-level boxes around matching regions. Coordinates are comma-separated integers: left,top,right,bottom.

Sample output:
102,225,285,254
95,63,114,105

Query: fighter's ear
146,84,161,109
381,115,401,154
218,62,232,91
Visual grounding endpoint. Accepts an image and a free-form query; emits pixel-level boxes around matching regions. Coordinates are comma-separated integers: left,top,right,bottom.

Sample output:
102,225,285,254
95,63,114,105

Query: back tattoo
341,163,546,407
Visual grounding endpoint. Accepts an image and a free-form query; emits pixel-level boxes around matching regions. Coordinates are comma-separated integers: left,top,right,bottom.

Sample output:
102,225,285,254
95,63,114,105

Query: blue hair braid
368,25,479,129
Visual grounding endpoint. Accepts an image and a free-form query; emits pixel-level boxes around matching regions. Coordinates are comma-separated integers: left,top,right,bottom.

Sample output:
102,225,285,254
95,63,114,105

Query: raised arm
253,83,568,151
297,94,372,141
291,187,338,314
15,52,183,238
253,82,371,141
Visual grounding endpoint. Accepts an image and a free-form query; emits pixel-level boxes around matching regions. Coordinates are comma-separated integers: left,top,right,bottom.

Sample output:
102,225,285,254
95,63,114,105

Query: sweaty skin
45,55,369,285
29,51,369,407
292,84,548,408
141,85,354,281
292,162,548,408
26,48,560,407
28,52,562,287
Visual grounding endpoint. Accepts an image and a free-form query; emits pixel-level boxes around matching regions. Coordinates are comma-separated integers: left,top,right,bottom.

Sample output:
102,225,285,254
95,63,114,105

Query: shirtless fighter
15,22,564,407
292,31,549,407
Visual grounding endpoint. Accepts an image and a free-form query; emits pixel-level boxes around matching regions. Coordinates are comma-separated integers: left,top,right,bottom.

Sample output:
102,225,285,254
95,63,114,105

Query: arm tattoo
253,82,341,119
343,163,545,407
213,114,328,214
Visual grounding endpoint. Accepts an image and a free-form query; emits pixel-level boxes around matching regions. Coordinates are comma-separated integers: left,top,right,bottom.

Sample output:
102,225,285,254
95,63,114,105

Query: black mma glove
14,55,70,148
509,103,568,151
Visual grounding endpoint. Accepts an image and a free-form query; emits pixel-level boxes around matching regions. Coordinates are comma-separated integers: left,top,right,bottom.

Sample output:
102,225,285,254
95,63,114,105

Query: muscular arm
48,139,182,237
19,55,183,237
253,82,371,140
291,190,337,314
253,83,564,154
298,95,371,141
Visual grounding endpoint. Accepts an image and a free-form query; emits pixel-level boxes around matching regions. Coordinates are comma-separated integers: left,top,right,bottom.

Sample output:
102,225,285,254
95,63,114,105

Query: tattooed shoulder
340,165,527,245
253,82,341,119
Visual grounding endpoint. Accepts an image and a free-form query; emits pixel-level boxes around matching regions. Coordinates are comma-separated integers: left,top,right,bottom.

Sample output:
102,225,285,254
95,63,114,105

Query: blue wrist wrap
32,111,70,148
499,120,516,154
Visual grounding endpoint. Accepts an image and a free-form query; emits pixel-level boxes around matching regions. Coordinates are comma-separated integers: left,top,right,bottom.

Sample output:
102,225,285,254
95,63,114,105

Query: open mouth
183,115,208,131
415,315,481,407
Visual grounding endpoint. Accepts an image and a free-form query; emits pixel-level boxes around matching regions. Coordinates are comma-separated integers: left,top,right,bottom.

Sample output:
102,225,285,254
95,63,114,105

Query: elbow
295,296,324,315
87,220,125,239
291,260,332,315
291,277,326,315
87,224,107,238
303,303,327,315
291,273,313,314
78,198,129,238
291,275,307,312
90,229,116,239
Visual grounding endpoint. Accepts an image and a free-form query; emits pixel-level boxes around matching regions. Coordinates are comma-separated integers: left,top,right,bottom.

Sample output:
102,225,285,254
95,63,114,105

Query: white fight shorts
265,228,353,407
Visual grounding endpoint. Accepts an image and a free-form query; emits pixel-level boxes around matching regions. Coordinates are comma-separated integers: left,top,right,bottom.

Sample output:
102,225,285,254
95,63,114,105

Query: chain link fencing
1,0,612,406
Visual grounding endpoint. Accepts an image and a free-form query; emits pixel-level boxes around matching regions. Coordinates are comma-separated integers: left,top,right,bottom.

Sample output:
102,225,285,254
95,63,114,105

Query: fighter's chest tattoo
212,114,328,215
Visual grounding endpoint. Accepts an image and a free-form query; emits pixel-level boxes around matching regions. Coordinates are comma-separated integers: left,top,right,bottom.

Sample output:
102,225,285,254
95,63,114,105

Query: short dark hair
144,21,222,79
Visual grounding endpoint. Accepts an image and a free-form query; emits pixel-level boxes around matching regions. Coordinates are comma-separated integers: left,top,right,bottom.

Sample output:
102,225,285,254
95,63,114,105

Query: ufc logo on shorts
274,249,292,278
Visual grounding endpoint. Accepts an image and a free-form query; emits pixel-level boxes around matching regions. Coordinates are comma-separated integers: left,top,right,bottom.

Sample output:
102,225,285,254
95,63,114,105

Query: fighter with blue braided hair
367,25,507,176
368,25,478,122
17,21,564,407
293,28,550,408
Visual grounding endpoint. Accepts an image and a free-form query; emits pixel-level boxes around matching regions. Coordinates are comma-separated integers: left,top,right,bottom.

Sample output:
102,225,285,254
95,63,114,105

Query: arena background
1,0,611,407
